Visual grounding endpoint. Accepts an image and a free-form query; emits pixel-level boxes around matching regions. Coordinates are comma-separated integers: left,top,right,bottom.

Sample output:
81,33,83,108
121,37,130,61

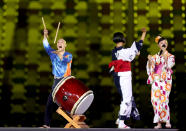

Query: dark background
0,0,185,129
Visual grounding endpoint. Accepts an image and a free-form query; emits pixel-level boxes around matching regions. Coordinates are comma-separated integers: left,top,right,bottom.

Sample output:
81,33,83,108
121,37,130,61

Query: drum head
71,90,94,115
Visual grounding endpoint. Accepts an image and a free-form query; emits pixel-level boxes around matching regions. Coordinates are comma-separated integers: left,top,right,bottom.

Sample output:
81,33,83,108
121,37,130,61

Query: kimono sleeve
129,41,139,61
167,54,175,69
146,55,156,84
117,42,138,62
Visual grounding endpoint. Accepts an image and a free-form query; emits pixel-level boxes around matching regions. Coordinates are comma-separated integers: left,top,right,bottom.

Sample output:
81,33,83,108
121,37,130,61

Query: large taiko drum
52,76,94,115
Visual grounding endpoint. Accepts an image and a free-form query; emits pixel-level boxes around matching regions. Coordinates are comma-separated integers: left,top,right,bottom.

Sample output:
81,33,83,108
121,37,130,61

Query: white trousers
118,72,133,119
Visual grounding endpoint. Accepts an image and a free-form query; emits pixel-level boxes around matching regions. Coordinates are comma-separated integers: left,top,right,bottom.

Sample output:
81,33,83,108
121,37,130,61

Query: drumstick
42,17,48,38
54,22,61,44
42,17,46,30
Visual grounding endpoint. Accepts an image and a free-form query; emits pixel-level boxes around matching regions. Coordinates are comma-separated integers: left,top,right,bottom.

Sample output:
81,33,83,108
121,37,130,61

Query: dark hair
158,37,166,44
113,32,126,44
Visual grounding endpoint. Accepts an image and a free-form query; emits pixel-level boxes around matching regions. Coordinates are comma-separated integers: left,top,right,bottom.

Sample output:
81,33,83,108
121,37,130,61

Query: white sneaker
118,123,130,129
115,118,119,125
165,122,171,128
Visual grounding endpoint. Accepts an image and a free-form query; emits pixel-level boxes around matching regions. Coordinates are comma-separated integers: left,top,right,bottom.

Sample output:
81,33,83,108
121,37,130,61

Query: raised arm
43,29,55,55
123,28,147,61
140,28,147,41
135,28,147,51
43,29,48,40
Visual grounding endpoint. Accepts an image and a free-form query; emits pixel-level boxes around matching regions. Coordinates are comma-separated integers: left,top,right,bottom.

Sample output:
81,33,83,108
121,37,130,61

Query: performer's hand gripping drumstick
54,22,61,44
43,29,48,40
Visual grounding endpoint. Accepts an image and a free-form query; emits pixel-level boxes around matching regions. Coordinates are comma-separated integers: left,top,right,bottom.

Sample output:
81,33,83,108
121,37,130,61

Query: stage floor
0,128,179,131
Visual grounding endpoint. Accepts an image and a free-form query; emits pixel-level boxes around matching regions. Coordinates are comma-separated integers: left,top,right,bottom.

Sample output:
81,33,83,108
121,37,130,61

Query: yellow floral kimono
146,51,175,123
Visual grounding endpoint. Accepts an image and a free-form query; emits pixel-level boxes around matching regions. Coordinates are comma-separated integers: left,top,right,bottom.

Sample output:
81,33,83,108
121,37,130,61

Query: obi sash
109,60,131,72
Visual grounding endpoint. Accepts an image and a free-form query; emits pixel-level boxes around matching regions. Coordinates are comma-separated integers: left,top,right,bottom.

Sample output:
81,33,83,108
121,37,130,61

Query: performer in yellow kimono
146,36,175,129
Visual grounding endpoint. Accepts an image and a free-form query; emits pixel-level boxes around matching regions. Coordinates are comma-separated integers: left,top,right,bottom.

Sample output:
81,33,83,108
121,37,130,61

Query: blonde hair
58,38,66,44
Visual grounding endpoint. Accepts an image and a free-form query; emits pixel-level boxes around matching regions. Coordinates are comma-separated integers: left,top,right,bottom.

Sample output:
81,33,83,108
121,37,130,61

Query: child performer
41,29,72,128
146,36,175,129
109,28,147,129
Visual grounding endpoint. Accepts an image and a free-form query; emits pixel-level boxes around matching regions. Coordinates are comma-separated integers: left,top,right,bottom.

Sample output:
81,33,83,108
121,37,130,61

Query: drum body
52,76,94,115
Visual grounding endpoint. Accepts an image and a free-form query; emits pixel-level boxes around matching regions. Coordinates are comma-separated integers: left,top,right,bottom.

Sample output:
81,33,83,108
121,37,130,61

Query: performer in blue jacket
42,29,72,128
